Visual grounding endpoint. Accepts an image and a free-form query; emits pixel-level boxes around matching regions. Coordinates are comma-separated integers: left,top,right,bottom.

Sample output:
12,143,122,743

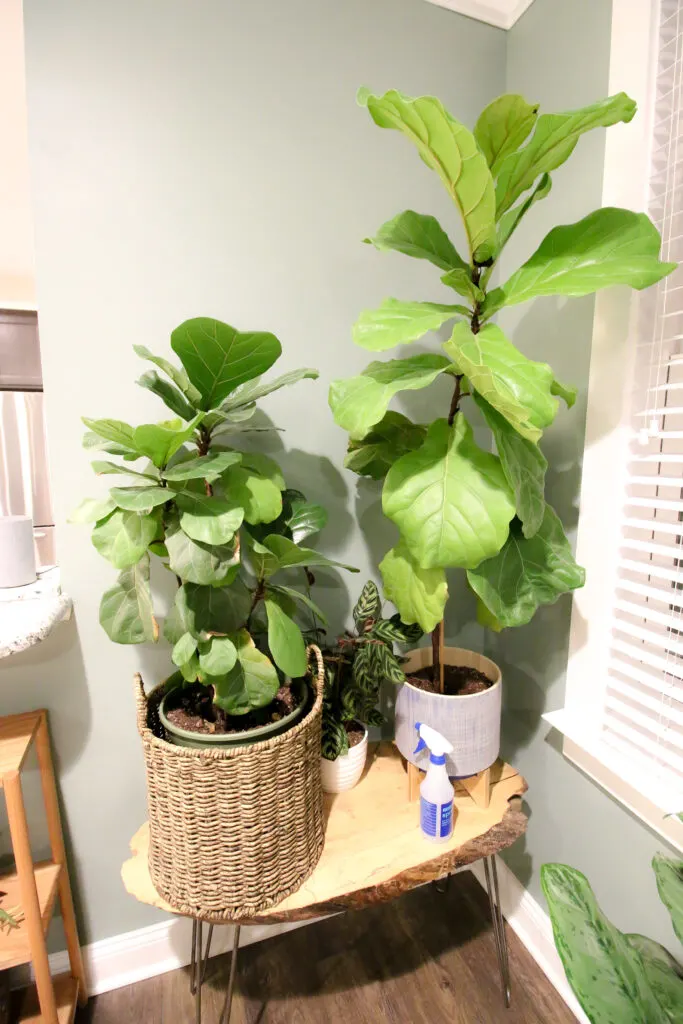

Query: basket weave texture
135,647,325,921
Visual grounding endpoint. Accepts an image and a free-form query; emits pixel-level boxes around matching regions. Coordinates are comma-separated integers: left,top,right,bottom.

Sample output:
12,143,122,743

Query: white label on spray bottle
420,797,452,839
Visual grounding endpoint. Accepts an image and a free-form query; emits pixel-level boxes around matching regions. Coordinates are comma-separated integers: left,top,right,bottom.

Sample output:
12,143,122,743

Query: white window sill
0,567,71,659
544,708,683,854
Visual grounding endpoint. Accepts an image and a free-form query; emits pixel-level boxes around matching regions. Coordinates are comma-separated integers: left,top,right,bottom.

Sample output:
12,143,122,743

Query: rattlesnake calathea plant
71,317,357,718
542,857,683,1022
330,89,676,646
321,581,422,759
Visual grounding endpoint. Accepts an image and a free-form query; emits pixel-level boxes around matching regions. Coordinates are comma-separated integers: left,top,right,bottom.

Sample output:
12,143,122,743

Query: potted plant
72,316,358,917
320,580,422,793
330,88,675,779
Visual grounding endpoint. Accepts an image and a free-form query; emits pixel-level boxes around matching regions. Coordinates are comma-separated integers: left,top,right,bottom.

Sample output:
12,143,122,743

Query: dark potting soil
165,682,301,736
345,721,365,748
408,664,494,697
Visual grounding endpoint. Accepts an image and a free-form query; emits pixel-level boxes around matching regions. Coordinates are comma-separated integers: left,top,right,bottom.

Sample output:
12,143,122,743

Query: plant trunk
431,622,444,693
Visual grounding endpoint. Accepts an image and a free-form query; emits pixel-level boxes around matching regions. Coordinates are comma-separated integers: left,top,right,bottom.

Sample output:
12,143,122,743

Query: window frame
546,0,683,852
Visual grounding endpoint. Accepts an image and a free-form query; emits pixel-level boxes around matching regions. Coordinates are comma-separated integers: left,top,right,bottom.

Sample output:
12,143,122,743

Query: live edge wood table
122,744,528,1024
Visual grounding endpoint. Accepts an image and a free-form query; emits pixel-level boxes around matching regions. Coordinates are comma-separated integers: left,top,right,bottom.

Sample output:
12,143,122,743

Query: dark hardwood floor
80,872,576,1023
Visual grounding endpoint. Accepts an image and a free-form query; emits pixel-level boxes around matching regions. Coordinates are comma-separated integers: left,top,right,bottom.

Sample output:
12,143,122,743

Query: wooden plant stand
0,710,87,1022
122,743,527,1023
407,760,492,808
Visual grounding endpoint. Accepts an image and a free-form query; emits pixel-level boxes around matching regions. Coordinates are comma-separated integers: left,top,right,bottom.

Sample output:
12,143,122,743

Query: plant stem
448,374,464,426
245,577,266,631
196,425,214,496
431,621,442,690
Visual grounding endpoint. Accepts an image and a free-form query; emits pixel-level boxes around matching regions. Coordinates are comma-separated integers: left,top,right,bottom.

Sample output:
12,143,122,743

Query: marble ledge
0,567,72,659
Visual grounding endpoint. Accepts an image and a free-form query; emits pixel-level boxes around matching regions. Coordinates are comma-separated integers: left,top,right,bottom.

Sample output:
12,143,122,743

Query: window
546,0,683,850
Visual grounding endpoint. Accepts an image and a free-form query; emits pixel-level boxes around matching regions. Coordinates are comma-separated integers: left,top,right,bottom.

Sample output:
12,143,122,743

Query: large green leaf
627,935,683,1023
287,499,328,544
163,582,251,644
359,88,497,261
467,506,585,627
329,354,451,441
487,208,676,315
162,451,242,482
383,415,515,570
219,367,318,412
91,508,159,569
264,594,307,677
68,496,117,524
352,298,466,352
176,492,244,544
136,370,197,421
541,863,669,1024
171,317,282,410
82,430,140,459
496,173,552,253
221,465,282,525
345,411,427,480
82,417,138,453
91,460,159,482
99,555,158,644
165,515,240,586
440,268,484,304
260,535,358,577
444,321,565,442
198,635,238,676
379,541,448,633
653,855,683,946
171,631,198,668
238,452,286,491
212,630,280,714
133,344,202,405
474,394,547,538
363,210,468,272
474,94,539,176
108,486,175,513
267,583,328,627
495,93,637,216
132,415,203,469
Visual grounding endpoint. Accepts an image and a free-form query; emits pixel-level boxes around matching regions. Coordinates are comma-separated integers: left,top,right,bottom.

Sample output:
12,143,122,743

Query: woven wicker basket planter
135,648,325,921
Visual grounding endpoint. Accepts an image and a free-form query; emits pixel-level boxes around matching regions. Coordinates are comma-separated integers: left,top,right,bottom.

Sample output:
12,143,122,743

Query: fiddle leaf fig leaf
383,416,515,570
99,554,158,644
268,583,329,626
345,411,427,480
467,507,585,627
487,208,677,314
136,370,197,421
379,541,448,633
165,514,240,586
133,344,202,405
353,299,466,352
497,173,552,254
219,367,319,411
265,594,307,678
652,854,683,946
198,635,238,676
176,492,244,544
239,452,286,491
82,417,139,454
359,88,497,261
329,354,451,441
108,486,175,513
164,582,252,645
171,631,198,668
363,210,468,272
541,864,669,1024
162,451,242,482
131,415,204,469
444,321,562,442
171,317,282,410
440,268,484,304
495,93,637,216
82,430,139,459
68,496,117,524
287,500,328,544
212,630,280,714
261,535,358,576
91,461,158,481
474,94,539,176
474,394,547,538
92,508,159,569
221,466,282,525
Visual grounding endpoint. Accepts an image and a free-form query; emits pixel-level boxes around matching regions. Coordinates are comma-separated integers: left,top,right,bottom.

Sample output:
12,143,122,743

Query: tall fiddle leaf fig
330,86,675,648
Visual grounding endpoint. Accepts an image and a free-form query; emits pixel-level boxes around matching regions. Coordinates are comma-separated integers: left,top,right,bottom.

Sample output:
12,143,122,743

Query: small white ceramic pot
321,726,368,793
395,645,502,778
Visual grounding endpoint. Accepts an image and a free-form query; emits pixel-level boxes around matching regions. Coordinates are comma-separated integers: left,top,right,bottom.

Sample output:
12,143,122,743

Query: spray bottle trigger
414,721,426,755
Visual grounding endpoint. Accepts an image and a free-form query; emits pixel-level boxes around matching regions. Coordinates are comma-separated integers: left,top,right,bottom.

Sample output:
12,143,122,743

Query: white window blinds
607,0,683,810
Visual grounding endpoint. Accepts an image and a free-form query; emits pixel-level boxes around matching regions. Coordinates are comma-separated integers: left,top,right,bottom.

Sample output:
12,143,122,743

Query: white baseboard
13,862,587,1020
470,858,590,1024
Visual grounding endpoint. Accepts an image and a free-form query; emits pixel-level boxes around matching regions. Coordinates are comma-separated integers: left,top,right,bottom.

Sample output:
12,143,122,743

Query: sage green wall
11,0,506,944
492,0,682,952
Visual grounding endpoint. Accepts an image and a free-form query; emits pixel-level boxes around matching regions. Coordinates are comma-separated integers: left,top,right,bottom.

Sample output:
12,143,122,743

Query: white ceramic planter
321,726,368,793
395,646,502,778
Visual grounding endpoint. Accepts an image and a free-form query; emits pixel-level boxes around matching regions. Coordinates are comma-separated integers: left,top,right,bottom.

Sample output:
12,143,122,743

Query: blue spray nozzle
414,721,427,756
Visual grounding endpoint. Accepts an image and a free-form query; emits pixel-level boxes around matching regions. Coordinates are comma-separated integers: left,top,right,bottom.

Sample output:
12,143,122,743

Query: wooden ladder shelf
0,710,87,1022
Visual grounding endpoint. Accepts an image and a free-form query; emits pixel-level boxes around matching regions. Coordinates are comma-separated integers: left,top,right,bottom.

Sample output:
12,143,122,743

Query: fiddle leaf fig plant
74,316,358,718
330,88,676,648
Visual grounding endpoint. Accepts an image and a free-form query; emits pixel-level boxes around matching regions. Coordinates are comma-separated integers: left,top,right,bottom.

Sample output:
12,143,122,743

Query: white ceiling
425,0,536,30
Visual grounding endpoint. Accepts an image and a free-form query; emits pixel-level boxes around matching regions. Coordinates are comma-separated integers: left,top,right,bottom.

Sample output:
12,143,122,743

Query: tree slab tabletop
122,744,527,925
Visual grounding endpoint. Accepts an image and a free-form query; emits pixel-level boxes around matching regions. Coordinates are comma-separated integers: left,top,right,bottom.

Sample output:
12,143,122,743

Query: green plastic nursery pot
158,678,307,749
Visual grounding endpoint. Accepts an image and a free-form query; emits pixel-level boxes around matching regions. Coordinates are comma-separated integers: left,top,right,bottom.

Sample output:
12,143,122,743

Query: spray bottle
414,722,455,842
